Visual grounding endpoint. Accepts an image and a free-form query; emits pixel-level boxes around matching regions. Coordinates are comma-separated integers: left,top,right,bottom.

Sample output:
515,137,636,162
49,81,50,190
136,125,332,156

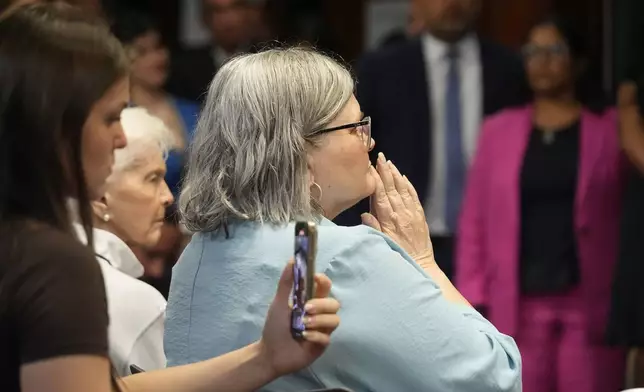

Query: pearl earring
102,213,110,222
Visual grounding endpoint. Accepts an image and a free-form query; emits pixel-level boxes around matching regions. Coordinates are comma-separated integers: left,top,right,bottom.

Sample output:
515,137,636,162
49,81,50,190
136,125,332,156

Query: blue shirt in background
165,97,199,198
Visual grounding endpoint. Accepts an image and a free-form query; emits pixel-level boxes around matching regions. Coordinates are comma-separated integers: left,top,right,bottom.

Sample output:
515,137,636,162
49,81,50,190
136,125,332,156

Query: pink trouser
516,290,625,392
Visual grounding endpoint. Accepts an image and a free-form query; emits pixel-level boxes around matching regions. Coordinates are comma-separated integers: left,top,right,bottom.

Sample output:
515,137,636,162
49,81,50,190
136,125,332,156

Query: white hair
180,46,354,232
113,107,175,174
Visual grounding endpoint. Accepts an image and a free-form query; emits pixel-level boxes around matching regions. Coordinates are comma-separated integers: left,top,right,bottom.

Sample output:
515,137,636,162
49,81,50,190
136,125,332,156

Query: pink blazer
455,106,625,342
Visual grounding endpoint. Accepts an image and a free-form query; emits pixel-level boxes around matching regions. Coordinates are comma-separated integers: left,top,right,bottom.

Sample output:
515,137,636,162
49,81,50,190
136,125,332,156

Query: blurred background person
406,0,425,37
608,82,644,388
166,47,521,392
111,8,200,199
606,1,644,389
456,16,624,392
166,0,267,103
335,0,529,280
247,0,273,44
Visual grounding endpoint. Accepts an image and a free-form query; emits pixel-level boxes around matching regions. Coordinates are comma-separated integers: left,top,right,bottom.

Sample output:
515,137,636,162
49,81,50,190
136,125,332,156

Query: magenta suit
456,106,626,392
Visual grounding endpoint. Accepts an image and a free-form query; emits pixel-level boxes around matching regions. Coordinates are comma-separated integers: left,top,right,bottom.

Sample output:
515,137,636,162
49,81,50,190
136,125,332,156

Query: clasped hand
361,152,436,266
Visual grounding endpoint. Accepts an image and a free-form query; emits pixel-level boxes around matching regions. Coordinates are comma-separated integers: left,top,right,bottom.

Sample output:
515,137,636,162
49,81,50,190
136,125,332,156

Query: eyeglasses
521,43,569,60
315,116,373,151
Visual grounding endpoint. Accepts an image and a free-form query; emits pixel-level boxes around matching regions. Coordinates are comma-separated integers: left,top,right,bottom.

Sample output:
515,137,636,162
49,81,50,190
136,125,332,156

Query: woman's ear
90,197,109,221
306,153,316,187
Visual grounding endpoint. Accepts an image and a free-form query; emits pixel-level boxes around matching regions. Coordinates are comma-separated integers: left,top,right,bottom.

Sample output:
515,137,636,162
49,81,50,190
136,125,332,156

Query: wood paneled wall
478,0,554,48
144,0,605,63
318,0,604,61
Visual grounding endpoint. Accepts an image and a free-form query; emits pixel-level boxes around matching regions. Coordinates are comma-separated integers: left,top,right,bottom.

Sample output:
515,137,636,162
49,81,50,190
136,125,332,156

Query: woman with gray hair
165,46,522,391
74,107,342,390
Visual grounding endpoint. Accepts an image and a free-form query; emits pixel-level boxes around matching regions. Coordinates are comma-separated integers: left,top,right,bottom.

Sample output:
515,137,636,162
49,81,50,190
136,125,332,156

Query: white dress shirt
421,33,483,236
74,225,167,376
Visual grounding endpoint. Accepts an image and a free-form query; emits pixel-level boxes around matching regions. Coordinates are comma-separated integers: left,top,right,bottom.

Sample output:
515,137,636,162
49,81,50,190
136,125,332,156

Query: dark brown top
0,223,109,392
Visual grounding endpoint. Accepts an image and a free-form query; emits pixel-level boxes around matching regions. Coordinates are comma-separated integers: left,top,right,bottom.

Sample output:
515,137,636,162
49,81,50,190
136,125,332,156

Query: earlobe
306,154,316,187
90,197,109,221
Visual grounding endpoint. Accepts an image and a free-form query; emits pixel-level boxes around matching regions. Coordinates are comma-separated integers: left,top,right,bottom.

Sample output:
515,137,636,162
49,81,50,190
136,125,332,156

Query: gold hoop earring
311,182,323,203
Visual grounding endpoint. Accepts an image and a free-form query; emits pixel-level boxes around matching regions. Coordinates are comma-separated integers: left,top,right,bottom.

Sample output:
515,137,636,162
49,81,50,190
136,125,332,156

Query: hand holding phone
291,221,317,339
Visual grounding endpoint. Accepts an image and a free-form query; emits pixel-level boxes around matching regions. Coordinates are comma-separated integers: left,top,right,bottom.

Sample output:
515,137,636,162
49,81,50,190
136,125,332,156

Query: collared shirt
421,33,483,235
74,225,167,376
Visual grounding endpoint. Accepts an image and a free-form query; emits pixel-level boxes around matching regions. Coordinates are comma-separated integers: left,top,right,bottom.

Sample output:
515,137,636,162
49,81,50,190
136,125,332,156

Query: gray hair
180,46,354,232
113,107,175,174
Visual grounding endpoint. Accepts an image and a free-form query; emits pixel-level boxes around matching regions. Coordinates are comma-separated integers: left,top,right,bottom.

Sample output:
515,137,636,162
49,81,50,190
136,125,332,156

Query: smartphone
129,364,145,374
291,221,317,340
307,389,353,392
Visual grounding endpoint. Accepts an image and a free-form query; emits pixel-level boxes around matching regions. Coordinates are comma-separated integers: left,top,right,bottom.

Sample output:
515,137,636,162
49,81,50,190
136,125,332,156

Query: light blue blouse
164,219,522,391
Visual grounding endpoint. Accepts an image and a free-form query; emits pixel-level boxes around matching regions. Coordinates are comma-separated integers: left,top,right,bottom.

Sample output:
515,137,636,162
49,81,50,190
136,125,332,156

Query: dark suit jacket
334,37,529,226
166,46,218,104
606,0,644,348
166,43,264,104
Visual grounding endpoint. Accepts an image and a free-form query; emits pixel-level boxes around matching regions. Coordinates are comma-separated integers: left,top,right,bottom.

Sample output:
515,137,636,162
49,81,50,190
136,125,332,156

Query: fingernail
302,331,309,338
304,303,314,312
303,316,312,325
378,152,385,163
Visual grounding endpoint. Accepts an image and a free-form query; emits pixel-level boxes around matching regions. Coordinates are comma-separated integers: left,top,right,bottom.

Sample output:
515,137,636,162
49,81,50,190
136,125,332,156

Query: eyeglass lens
358,118,371,148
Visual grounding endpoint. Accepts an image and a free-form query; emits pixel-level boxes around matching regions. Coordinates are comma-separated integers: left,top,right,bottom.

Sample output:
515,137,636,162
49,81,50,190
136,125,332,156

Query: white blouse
74,225,167,376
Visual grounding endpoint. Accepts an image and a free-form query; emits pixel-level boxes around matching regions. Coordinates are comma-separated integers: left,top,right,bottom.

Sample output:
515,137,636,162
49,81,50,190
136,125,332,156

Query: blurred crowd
3,0,644,391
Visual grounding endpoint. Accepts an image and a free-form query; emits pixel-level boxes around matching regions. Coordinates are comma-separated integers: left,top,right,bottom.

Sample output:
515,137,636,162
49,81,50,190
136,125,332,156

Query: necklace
542,131,556,145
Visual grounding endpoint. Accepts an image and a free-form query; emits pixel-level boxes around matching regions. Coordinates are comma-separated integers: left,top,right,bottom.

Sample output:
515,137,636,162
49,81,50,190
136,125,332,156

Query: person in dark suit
336,0,529,278
165,0,263,103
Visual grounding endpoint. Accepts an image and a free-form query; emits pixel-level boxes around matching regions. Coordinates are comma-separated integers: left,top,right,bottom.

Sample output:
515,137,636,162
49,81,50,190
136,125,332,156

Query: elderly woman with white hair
165,47,522,392
74,107,174,375
74,107,342,390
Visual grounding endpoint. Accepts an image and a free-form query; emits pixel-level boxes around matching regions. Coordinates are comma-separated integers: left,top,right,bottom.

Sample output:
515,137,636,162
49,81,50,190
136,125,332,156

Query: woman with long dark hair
456,16,625,392
0,3,340,392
